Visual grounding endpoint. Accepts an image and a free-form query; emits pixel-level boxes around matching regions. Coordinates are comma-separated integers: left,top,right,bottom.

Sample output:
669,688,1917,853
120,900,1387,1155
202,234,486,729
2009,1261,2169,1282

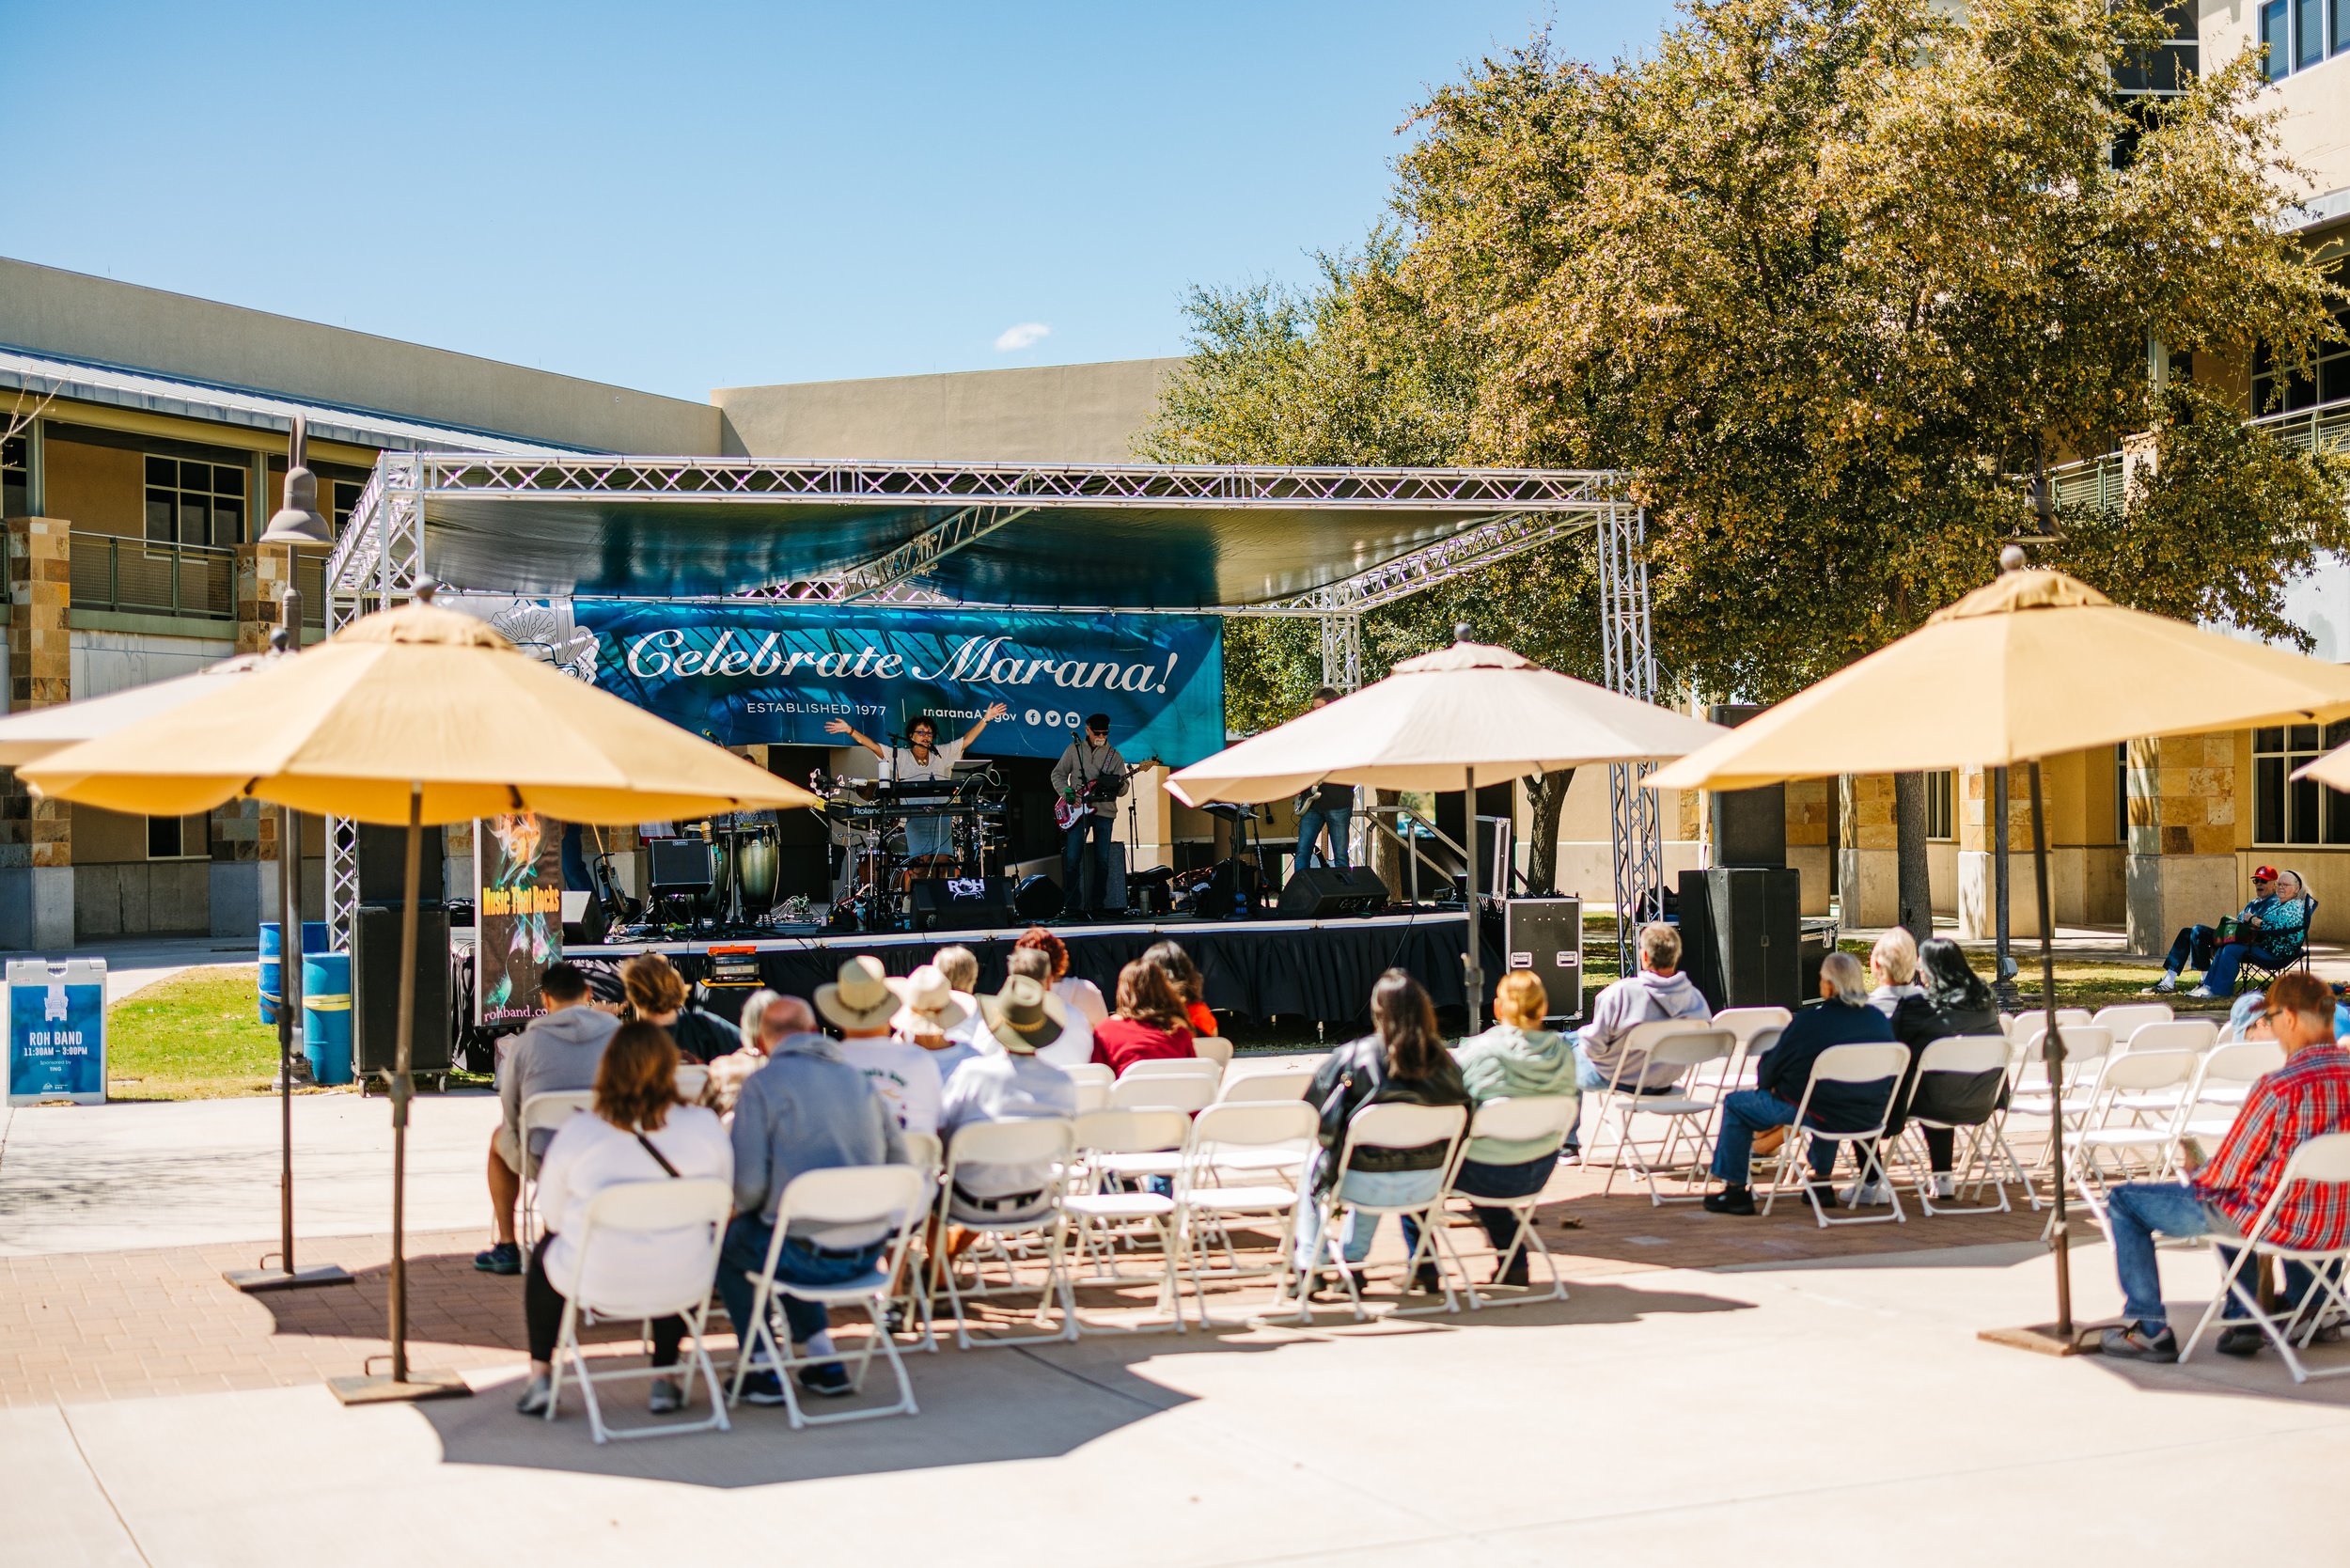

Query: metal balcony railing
69,532,235,620
2048,394,2350,515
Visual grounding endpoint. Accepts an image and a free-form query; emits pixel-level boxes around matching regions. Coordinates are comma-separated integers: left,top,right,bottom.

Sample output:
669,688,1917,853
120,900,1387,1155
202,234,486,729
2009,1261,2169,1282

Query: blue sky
0,1,1676,401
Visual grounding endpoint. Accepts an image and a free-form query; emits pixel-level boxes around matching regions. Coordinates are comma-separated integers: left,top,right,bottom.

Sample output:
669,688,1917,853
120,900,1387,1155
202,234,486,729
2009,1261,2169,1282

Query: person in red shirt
2102,970,2350,1361
1091,960,1197,1075
1143,940,1217,1039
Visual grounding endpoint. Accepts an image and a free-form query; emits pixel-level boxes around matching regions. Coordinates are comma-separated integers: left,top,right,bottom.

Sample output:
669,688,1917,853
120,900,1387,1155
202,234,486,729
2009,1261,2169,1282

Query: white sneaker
2188,986,2217,999
648,1376,685,1415
1845,1181,1892,1206
2148,973,2177,995
1932,1174,1958,1200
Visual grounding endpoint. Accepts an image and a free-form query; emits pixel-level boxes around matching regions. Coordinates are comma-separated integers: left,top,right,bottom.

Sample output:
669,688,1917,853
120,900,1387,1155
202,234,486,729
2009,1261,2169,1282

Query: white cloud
993,321,1051,352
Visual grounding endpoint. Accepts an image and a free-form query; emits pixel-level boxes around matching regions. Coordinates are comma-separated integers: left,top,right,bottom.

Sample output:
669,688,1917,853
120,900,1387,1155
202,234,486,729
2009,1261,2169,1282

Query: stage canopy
329,454,1631,615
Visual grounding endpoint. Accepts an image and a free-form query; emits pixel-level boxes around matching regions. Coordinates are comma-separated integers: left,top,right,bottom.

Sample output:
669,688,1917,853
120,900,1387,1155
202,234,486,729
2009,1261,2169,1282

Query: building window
1925,771,1954,841
147,813,209,860
2261,0,2341,77
2,433,24,518
144,455,246,548
2250,300,2350,414
2253,724,2350,845
330,479,365,533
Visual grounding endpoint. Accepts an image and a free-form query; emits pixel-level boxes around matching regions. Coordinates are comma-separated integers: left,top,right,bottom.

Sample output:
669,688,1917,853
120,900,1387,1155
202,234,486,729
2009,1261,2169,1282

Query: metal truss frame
1597,503,1664,971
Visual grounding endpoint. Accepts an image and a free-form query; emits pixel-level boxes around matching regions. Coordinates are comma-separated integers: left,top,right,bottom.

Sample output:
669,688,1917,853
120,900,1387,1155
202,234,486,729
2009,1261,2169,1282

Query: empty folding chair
1118,1058,1222,1085
1192,1035,1236,1068
1175,1100,1320,1325
894,1131,946,1353
1436,1095,1577,1307
1217,1063,1318,1103
1759,1043,1912,1228
543,1176,733,1444
2107,1019,2218,1121
1109,1072,1218,1116
2179,1132,2350,1384
2091,1002,2174,1049
1707,1007,1794,1094
2008,1024,2116,1163
2069,1046,2200,1231
516,1090,597,1245
1305,1102,1469,1321
931,1118,1078,1349
2184,1039,2287,1137
1903,1035,2027,1215
728,1164,930,1429
1065,1108,1191,1332
1593,1027,1735,1205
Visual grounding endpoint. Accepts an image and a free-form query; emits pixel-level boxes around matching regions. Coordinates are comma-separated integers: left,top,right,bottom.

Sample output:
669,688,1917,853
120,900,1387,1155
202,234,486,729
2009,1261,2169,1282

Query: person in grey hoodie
477,961,619,1276
1563,921,1712,1156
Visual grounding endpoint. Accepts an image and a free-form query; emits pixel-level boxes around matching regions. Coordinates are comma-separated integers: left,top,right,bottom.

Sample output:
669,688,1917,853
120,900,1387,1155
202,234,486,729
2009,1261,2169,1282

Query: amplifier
1500,897,1584,1024
352,903,454,1078
648,837,715,894
1277,866,1388,917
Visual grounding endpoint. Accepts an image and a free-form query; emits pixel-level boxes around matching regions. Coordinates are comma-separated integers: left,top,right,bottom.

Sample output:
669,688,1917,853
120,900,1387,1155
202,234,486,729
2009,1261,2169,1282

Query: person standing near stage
1293,686,1356,870
827,704,1009,872
1052,713,1126,920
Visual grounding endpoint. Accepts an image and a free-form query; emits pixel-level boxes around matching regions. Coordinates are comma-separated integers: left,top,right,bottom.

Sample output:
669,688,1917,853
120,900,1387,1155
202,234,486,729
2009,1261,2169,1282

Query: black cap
1086,713,1109,731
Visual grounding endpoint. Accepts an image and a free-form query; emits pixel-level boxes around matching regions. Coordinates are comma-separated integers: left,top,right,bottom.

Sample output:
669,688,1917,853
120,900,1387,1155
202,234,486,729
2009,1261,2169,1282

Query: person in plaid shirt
2103,971,2350,1361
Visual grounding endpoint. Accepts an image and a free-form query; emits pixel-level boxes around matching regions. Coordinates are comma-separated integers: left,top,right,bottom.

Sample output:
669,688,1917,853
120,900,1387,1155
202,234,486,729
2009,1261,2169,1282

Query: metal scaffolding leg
1597,504,1662,974
323,465,426,955
1317,602,1361,694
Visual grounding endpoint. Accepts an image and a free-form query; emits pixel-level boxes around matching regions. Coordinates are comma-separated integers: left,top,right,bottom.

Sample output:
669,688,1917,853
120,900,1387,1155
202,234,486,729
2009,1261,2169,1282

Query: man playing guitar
1052,713,1126,920
1293,686,1356,870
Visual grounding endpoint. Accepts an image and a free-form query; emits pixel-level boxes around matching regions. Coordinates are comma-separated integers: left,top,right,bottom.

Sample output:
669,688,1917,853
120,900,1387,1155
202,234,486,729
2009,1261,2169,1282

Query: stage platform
461,909,1478,1040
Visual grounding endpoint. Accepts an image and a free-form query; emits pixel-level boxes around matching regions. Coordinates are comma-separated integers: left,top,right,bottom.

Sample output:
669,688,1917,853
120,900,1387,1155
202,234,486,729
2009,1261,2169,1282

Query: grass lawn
103,965,350,1102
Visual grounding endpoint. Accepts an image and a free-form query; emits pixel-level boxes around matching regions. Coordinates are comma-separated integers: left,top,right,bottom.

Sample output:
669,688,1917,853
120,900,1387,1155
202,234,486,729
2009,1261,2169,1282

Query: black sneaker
797,1361,855,1398
1702,1187,1758,1215
1496,1257,1531,1289
2216,1325,2266,1357
736,1370,790,1406
473,1242,522,1276
1807,1184,1842,1211
2099,1322,2179,1362
1410,1262,1443,1294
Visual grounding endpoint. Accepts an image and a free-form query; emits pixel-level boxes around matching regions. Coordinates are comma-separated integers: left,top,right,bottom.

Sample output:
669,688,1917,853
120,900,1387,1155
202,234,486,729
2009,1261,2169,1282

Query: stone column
2125,733,2236,958
1956,766,2042,940
1784,778,1830,916
2,517,74,948
1837,774,1898,928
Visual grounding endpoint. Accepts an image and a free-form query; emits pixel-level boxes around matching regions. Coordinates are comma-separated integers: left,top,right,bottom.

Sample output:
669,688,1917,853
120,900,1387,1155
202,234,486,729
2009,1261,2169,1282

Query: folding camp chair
1759,1043,1911,1228
544,1176,733,1444
2235,896,2318,988
2179,1131,2350,1384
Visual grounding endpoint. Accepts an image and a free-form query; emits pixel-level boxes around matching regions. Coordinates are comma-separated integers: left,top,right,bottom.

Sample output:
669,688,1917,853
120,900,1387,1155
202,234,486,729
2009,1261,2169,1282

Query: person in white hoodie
1562,921,1712,1157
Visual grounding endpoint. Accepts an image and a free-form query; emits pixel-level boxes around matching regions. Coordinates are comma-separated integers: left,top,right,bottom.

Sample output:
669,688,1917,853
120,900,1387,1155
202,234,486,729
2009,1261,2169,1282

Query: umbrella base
1977,1320,2113,1356
329,1370,471,1405
223,1263,352,1294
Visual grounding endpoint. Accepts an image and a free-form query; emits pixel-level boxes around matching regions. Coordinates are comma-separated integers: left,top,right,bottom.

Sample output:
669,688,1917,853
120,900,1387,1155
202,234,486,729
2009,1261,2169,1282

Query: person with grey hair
1702,949,1899,1215
703,989,813,1115
1563,918,1712,1159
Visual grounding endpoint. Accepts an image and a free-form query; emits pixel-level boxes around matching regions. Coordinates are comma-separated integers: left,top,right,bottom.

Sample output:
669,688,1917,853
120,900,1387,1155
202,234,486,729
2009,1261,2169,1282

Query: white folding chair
2107,1019,2219,1120
2069,1046,2200,1231
1759,1043,1911,1228
2183,1040,2287,1139
543,1176,733,1444
1903,1034,2029,1215
1109,1073,1218,1115
1309,1102,1469,1321
1593,1027,1735,1205
1118,1058,1221,1084
1434,1095,1576,1307
1217,1064,1317,1103
2179,1132,2350,1384
1063,1062,1114,1091
932,1118,1078,1349
2092,1002,2174,1047
1065,1108,1191,1333
1174,1100,1319,1325
673,1064,710,1104
516,1090,596,1245
894,1131,945,1353
1705,1007,1793,1093
728,1164,929,1429
1192,1035,1235,1067
2009,1024,2117,1170
2057,1009,2094,1028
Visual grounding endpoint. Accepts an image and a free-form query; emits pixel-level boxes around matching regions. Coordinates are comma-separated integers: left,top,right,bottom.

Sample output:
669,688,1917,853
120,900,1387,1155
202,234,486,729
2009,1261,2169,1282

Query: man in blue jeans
2100,970,2350,1361
720,960,908,1403
1053,713,1126,919
1293,687,1357,870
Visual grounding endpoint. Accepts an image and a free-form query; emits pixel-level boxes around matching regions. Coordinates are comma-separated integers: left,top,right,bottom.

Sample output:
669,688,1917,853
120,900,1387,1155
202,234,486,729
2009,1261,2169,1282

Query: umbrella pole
330,785,465,1404
1464,772,1483,1034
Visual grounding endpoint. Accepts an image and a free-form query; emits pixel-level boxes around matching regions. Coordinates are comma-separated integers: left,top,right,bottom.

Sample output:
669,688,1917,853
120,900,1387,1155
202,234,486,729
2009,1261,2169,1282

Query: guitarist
1294,686,1356,870
1052,713,1126,920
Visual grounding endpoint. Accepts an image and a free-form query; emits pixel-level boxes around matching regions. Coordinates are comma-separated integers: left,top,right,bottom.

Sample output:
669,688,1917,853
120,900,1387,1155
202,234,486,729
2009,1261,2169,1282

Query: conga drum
737,827,780,915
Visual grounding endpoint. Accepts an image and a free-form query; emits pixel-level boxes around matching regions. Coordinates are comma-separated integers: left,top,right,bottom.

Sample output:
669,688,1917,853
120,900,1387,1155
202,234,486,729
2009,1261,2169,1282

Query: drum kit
810,765,1010,933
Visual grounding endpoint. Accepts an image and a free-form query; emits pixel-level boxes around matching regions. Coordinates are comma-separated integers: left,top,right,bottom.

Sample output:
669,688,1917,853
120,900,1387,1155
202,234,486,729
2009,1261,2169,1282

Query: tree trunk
1893,771,1933,940
1525,768,1575,895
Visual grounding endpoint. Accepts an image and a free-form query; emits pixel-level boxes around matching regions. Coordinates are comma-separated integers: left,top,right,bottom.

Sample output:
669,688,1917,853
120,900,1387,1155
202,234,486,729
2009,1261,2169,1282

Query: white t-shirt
536,1107,733,1312
1054,976,1109,1028
838,1036,945,1137
886,737,964,785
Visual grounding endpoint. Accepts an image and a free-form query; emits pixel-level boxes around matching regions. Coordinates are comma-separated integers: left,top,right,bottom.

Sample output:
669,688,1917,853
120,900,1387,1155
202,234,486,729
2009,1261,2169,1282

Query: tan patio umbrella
23,588,819,1403
1649,552,2350,1351
1168,630,1726,1030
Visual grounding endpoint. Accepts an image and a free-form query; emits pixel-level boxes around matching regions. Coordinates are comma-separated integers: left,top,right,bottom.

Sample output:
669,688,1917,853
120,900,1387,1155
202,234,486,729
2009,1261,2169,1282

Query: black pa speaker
352,903,454,1076
1277,866,1389,917
355,823,446,903
1706,705,1787,869
913,875,1013,933
1677,867,1800,1011
1012,873,1064,920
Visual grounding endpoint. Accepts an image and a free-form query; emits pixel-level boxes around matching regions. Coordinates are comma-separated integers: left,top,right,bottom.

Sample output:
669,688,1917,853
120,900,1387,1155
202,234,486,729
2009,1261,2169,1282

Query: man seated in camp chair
2150,865,2311,999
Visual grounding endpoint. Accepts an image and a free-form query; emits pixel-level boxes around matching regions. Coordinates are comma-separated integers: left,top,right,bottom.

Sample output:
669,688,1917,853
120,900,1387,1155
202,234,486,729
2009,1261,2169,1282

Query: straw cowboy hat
815,955,901,1032
888,964,970,1033
979,974,1067,1054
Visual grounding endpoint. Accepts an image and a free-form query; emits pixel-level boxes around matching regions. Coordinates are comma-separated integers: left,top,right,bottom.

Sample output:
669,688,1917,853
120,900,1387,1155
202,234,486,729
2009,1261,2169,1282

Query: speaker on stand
352,903,455,1090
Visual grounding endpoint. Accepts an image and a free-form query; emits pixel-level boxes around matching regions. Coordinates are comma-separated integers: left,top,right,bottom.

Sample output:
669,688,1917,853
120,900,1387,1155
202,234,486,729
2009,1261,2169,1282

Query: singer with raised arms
827,704,1009,874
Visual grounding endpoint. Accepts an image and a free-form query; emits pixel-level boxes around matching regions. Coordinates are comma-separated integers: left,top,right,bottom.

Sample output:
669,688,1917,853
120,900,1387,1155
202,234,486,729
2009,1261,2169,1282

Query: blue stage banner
572,603,1227,766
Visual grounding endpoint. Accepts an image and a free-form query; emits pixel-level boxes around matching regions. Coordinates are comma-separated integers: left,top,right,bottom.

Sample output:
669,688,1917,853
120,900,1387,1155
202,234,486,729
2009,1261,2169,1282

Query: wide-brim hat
888,964,970,1031
979,974,1067,1053
815,954,900,1032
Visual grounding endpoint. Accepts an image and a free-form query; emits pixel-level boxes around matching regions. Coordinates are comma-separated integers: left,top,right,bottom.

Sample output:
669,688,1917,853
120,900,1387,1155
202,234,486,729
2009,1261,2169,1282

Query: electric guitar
1056,754,1164,831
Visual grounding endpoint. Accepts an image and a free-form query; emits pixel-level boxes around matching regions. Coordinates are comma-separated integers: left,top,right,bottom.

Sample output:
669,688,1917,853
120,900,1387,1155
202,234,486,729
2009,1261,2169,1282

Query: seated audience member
478,961,619,1275
889,964,980,1083
1702,952,1899,1215
1901,938,2008,1200
1299,970,1472,1294
1564,920,1713,1156
1850,928,1935,1205
719,987,906,1403
512,1022,732,1418
703,989,807,1115
2100,971,2350,1361
1422,970,1576,1285
1091,960,1198,1074
932,945,986,1045
2150,865,2310,999
620,950,740,1065
1143,940,1218,1038
821,956,944,1138
1003,948,1094,1067
936,975,1080,1223
1016,925,1108,1027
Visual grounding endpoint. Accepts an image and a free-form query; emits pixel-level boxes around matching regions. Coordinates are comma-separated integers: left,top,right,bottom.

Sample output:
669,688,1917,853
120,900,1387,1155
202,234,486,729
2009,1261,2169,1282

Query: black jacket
1756,998,1900,1132
666,1008,740,1066
1900,989,2007,1129
1305,1035,1471,1192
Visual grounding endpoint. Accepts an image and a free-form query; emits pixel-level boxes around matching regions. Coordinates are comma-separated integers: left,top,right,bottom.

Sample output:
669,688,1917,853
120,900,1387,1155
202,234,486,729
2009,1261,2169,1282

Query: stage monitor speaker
913,875,1013,933
1012,873,1063,920
352,903,454,1077
1277,866,1389,917
558,889,607,946
1676,867,1800,1011
1500,897,1584,1024
355,823,446,903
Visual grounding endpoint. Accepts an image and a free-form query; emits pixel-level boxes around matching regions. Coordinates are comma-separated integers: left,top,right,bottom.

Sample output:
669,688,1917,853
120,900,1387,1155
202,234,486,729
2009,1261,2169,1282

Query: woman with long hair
512,1021,732,1419
1295,969,1470,1294
1899,938,2010,1200
1090,960,1198,1074
1142,939,1217,1038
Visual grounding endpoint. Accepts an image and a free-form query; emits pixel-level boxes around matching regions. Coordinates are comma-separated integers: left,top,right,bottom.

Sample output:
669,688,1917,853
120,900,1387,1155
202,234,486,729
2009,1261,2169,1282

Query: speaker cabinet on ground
352,903,454,1077
1277,866,1389,917
911,876,1014,932
1500,897,1584,1024
1677,867,1801,1011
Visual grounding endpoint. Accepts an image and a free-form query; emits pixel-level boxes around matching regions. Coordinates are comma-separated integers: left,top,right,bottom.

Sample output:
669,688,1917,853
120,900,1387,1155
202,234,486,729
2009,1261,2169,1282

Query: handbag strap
633,1130,682,1178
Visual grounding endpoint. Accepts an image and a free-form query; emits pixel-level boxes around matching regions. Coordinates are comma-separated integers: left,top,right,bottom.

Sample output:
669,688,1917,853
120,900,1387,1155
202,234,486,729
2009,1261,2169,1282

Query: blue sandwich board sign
8,958,107,1105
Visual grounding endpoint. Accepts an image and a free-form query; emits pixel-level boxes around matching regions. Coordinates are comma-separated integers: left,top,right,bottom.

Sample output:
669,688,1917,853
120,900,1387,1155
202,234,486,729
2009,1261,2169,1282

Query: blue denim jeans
1401,1153,1553,1258
717,1215,885,1349
2200,941,2285,998
1296,804,1352,870
1709,1090,1840,1183
1295,1163,1446,1268
2098,1180,2325,1333
1565,1042,1684,1153
1061,811,1115,915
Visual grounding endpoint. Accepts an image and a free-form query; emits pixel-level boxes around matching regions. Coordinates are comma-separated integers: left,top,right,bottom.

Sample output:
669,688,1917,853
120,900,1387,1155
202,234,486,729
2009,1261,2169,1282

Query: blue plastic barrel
302,952,354,1085
258,921,334,1025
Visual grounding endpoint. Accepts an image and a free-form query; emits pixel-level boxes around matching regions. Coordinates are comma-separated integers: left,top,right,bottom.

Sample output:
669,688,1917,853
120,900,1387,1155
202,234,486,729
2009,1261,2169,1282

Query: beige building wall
713,359,1186,462
2201,2,2350,198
